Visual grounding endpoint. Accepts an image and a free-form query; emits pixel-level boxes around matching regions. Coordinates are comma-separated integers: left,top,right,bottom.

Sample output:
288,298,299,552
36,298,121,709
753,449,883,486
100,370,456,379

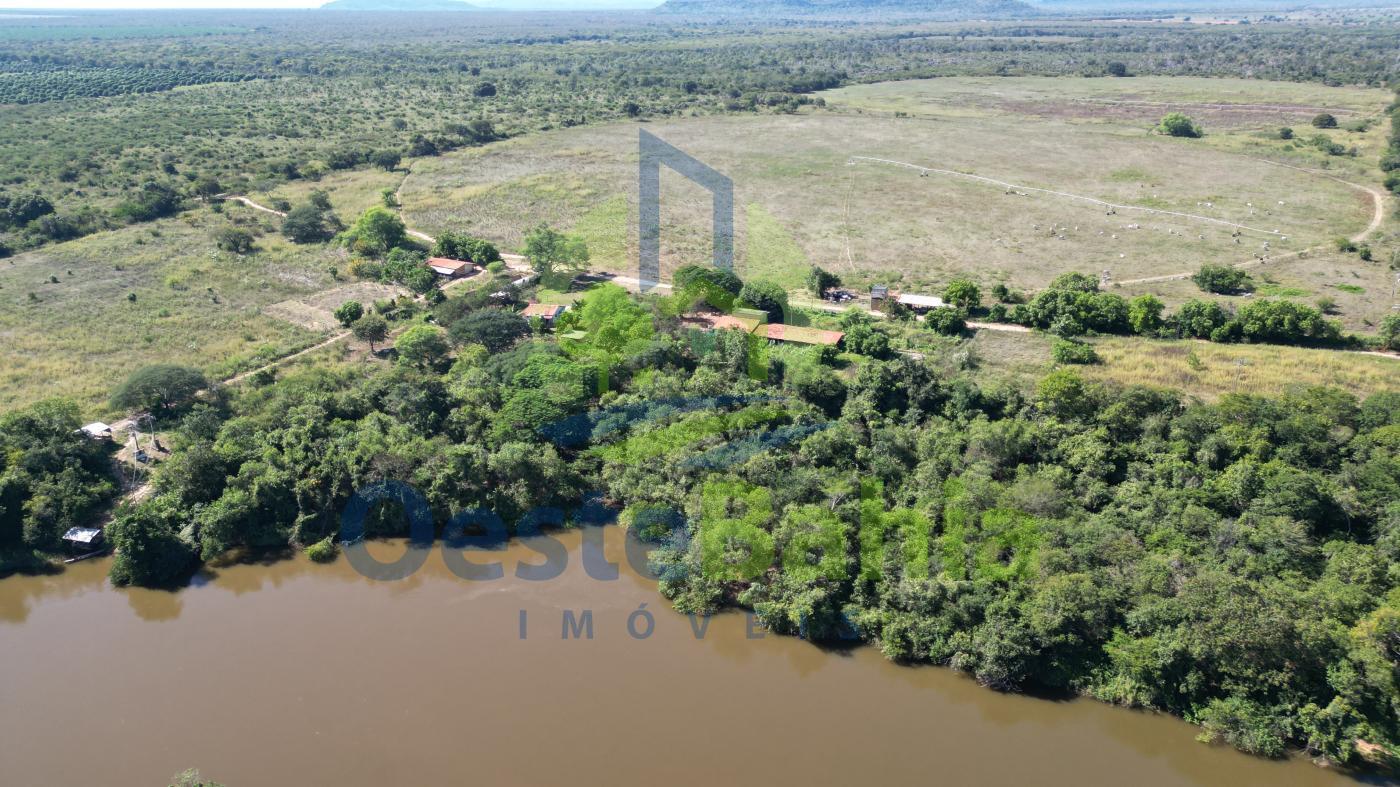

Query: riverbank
0,527,1372,787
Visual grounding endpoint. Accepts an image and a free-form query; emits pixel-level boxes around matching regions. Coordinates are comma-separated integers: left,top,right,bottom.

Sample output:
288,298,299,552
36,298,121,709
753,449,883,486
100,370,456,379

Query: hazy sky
0,0,319,6
0,0,659,8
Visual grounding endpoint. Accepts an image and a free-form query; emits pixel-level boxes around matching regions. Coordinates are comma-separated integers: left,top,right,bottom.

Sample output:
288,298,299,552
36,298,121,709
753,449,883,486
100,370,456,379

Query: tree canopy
110,365,207,414
449,308,530,353
1158,112,1202,138
434,231,501,264
1193,264,1255,295
523,224,590,287
343,207,408,256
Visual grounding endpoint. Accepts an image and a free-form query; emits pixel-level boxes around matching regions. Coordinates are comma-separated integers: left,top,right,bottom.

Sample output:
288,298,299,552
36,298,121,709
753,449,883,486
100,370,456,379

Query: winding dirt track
226,172,1394,361
1116,160,1387,286
224,194,286,218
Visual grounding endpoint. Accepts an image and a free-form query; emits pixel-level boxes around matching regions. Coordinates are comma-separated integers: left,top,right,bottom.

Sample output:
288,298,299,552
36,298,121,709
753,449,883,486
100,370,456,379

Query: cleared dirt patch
266,282,403,331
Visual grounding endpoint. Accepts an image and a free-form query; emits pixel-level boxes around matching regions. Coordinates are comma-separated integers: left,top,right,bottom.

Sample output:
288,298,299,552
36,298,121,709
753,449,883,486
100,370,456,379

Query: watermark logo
336,135,876,645
638,129,734,291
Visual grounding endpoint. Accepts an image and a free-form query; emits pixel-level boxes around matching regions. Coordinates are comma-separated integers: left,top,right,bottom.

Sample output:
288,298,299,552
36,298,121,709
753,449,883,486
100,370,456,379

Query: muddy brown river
0,528,1365,786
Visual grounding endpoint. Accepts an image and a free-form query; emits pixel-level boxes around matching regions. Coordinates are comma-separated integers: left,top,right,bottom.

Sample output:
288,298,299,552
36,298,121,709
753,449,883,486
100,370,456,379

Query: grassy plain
1113,246,1399,333
959,328,1397,401
5,75,1394,415
263,167,407,222
821,76,1389,129
1081,336,1400,400
401,76,1389,302
0,203,340,412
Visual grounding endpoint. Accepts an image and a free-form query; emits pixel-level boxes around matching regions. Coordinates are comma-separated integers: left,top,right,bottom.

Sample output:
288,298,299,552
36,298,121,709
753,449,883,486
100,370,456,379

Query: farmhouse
683,309,843,347
425,257,475,279
682,308,764,333
521,302,565,327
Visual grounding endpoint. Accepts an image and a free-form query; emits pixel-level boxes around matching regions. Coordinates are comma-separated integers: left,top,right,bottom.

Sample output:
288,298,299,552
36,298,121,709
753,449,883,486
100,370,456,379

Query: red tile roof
521,303,564,319
683,312,762,332
754,324,845,346
426,257,473,274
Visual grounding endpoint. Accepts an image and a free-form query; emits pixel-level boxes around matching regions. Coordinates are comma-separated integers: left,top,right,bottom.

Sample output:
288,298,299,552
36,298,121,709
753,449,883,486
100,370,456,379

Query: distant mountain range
320,0,481,10
655,0,1031,15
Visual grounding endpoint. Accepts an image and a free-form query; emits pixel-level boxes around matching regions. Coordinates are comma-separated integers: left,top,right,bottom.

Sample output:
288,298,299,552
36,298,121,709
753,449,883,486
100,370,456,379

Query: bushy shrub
1173,299,1232,339
215,227,254,254
925,307,966,336
1051,338,1098,364
305,537,339,563
1195,697,1288,758
943,278,981,310
1379,314,1400,351
1192,264,1254,295
1234,299,1341,345
1158,112,1202,138
844,323,892,358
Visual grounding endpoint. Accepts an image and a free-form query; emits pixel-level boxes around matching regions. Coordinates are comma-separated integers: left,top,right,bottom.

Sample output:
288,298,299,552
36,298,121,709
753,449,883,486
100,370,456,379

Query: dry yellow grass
400,98,1374,298
0,204,340,414
265,167,407,221
1082,337,1399,400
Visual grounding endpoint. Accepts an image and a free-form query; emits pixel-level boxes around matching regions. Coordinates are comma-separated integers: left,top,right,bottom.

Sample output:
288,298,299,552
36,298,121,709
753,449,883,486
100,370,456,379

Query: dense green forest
0,63,252,104
3,259,1398,766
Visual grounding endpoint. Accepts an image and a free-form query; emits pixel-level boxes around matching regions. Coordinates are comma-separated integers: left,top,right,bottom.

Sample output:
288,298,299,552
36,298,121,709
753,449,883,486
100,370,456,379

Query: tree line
2,267,1396,767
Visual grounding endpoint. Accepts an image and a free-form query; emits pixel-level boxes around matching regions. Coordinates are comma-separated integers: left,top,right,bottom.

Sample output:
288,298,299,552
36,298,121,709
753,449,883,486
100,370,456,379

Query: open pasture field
821,76,1391,133
0,205,338,412
822,76,1400,174
1080,335,1400,401
401,77,1382,297
264,281,402,332
962,329,1398,402
1115,245,1399,334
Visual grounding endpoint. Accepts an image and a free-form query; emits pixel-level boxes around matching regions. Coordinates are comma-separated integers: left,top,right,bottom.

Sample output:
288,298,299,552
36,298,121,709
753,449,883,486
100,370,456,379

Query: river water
0,528,1364,786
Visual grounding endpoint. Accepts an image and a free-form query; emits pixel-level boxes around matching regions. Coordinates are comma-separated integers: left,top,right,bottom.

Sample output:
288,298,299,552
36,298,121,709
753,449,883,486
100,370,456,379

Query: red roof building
426,257,474,278
754,324,845,346
521,303,565,325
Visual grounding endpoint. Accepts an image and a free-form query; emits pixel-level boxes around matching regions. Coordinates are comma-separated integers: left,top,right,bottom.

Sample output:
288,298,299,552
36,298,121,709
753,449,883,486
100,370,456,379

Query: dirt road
1116,161,1387,287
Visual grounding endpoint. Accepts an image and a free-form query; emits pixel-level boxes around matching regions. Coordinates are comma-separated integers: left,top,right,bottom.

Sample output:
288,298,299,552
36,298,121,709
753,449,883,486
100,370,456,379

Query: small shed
870,284,889,302
426,257,474,279
61,527,105,550
78,422,112,441
896,293,946,312
521,302,565,327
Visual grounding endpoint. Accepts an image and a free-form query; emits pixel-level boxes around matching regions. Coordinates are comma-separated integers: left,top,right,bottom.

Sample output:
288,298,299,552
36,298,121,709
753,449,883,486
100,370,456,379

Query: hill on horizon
320,0,481,10
656,0,1032,15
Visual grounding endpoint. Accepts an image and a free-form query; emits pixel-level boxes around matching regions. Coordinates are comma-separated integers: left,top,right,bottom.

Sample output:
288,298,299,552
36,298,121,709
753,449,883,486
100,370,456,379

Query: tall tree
352,313,389,352
110,365,207,415
523,224,589,286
